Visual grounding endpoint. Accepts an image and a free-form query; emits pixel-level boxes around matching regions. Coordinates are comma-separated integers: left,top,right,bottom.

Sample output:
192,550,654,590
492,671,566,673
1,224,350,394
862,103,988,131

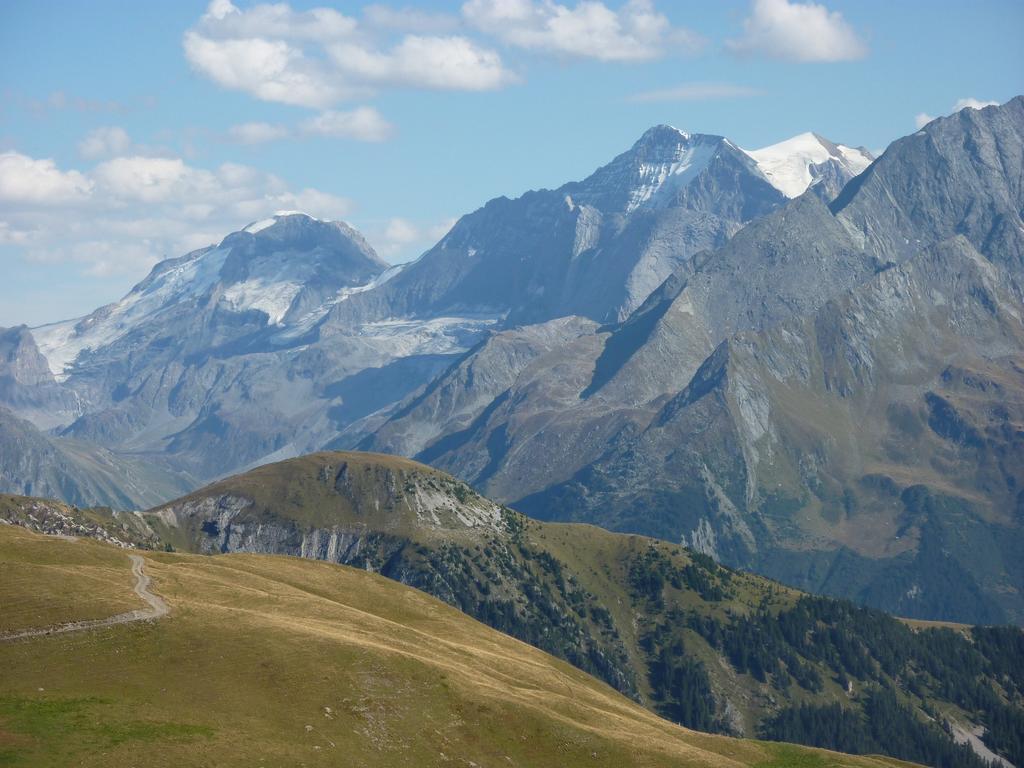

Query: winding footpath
0,554,169,642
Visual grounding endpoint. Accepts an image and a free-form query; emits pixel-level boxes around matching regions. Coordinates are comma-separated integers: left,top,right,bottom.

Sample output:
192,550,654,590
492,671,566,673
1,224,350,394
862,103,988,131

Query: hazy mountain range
2,98,1021,627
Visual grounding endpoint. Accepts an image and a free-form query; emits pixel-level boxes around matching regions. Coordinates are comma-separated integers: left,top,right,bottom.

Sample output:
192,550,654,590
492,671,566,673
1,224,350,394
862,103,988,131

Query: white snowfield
744,132,873,198
243,210,324,234
607,125,872,212
33,243,231,379
626,134,718,212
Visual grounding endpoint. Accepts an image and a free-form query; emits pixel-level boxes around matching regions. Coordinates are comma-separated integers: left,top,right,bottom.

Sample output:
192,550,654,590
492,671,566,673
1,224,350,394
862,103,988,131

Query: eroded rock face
337,127,786,330
0,326,81,430
150,453,507,564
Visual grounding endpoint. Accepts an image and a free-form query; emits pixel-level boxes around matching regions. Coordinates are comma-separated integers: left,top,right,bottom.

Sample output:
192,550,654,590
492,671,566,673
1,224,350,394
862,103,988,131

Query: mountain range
1,98,1021,629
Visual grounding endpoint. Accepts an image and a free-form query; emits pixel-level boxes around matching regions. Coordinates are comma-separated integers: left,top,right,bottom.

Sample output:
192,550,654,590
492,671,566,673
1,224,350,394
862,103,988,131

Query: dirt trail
0,554,169,642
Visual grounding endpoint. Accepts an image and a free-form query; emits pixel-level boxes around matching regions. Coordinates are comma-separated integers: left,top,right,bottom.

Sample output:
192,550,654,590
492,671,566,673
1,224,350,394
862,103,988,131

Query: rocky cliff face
0,326,81,429
330,126,787,328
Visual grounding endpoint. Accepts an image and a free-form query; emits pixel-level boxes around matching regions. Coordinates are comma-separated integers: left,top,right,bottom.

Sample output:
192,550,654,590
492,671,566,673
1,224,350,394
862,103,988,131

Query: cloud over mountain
184,0,515,109
462,0,703,61
0,136,352,281
727,0,867,62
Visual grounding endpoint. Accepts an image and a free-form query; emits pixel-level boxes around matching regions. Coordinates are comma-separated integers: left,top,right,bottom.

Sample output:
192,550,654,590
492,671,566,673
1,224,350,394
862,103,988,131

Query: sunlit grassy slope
0,525,913,768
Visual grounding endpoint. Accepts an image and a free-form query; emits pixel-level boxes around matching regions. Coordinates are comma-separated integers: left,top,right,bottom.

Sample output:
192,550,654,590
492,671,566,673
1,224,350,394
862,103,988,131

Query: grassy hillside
0,524,912,768
136,451,1024,768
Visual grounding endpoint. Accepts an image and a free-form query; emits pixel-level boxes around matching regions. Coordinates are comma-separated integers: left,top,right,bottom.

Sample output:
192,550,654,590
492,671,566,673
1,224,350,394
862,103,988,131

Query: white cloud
184,0,514,109
0,152,94,205
92,157,193,203
370,216,457,260
0,221,33,245
22,90,155,117
301,107,395,142
363,4,460,33
914,112,933,130
26,240,163,278
629,82,762,102
1,149,353,281
200,0,358,43
952,97,999,112
227,110,395,144
462,0,702,61
384,217,420,245
329,35,516,90
183,32,353,108
78,126,133,159
228,121,291,144
726,0,867,62
78,126,173,160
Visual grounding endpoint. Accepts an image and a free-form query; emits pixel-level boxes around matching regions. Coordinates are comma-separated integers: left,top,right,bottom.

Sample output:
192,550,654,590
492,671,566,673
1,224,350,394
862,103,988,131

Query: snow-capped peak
31,214,386,378
743,132,873,198
636,124,692,145
572,128,723,213
624,138,716,212
32,245,229,378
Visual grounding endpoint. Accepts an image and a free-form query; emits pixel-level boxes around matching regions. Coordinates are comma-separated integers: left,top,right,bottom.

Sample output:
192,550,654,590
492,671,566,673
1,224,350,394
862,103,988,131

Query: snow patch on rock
744,132,872,198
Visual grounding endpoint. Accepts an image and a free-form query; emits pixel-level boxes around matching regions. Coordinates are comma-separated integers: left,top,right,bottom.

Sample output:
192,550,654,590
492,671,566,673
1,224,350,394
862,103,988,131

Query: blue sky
1,0,1021,326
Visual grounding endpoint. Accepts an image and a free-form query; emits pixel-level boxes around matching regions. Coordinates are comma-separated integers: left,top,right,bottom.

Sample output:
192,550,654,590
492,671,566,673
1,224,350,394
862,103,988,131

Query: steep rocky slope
0,493,159,546
327,127,786,328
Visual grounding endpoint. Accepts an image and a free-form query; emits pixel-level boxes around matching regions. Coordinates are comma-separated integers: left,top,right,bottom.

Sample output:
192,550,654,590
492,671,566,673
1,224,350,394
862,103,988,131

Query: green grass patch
0,696,212,765
756,744,831,768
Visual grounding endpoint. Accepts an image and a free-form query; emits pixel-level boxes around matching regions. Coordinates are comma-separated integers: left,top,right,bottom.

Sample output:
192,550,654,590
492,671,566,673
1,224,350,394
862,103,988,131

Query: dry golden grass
0,525,139,632
0,525,915,767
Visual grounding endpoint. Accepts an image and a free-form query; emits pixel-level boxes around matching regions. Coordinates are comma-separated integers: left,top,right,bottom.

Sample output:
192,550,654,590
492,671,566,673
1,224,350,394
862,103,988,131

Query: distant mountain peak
634,123,693,146
570,127,733,214
30,214,387,378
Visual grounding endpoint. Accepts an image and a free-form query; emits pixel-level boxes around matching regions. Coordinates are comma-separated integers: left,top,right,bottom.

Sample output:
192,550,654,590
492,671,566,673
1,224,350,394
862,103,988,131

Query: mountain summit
563,126,749,213
328,124,810,327
32,212,388,381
